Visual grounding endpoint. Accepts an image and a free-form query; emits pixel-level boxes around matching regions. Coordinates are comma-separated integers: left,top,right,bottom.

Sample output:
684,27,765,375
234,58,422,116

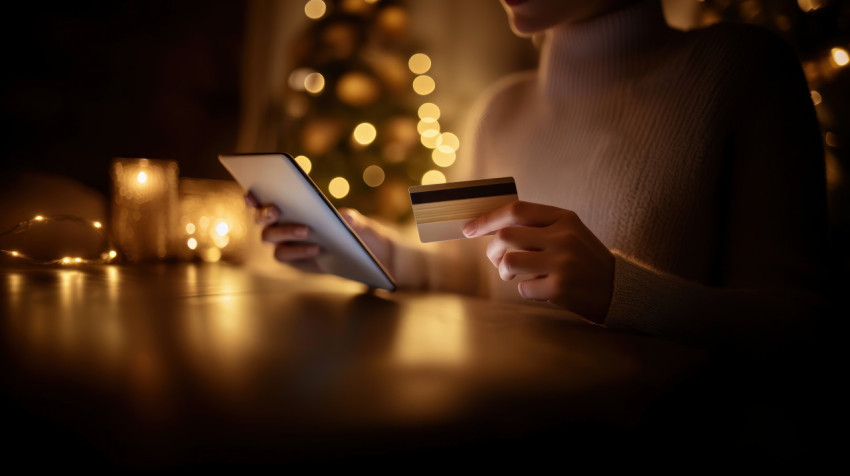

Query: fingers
486,226,546,266
497,250,552,281
516,277,554,301
273,242,320,261
463,201,567,238
255,205,281,226
244,192,259,209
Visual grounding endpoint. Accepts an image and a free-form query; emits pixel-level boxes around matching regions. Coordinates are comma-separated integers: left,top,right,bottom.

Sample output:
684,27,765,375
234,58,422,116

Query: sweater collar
538,0,674,98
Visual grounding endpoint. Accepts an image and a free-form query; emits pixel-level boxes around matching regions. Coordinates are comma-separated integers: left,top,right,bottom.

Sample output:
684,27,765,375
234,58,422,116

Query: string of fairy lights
0,215,118,265
288,0,459,203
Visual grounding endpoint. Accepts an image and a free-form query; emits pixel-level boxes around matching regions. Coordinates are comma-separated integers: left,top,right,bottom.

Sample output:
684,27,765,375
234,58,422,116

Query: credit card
409,177,518,243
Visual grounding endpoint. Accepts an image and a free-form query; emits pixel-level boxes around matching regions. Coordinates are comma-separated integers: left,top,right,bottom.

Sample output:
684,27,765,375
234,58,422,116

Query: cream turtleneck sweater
392,0,828,349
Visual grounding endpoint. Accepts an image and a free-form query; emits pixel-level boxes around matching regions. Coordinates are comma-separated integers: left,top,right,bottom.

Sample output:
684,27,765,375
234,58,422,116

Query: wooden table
1,262,715,468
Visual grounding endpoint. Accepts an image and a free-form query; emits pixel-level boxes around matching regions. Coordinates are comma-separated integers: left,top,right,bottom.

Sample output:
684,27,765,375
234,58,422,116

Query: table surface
1,262,707,467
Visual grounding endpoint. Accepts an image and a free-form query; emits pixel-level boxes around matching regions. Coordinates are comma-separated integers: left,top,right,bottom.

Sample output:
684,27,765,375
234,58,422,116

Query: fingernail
262,207,275,220
462,221,477,237
295,226,309,238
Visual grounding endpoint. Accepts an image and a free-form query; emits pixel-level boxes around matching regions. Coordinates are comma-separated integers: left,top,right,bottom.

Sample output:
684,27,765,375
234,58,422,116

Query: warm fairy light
215,221,230,237
294,155,312,174
187,237,198,250
432,147,456,167
109,250,117,259
363,165,386,187
831,47,849,67
62,257,72,264
353,122,377,145
34,215,44,221
10,251,19,257
418,103,441,121
186,223,196,234
436,132,460,152
137,171,148,184
797,0,824,12
74,257,83,263
417,119,440,135
203,247,222,263
420,129,440,148
288,68,311,91
304,0,327,19
408,53,432,74
412,75,436,95
304,72,325,94
811,90,822,105
421,170,446,185
329,177,350,198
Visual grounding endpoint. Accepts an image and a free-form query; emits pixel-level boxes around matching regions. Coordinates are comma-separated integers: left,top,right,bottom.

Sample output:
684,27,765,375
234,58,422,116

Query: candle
110,158,179,262
178,178,249,263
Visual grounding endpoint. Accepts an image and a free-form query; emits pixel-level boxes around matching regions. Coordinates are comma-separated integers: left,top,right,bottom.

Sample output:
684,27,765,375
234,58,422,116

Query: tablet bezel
219,153,396,291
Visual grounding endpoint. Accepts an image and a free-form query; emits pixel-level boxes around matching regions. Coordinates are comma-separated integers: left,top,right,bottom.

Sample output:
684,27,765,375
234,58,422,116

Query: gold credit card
409,177,518,243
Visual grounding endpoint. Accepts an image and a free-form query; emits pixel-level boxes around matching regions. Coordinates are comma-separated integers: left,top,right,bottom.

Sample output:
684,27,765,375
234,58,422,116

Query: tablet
219,153,396,291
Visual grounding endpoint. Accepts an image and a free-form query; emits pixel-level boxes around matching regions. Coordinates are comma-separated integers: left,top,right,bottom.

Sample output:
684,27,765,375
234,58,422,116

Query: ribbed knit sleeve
603,27,829,349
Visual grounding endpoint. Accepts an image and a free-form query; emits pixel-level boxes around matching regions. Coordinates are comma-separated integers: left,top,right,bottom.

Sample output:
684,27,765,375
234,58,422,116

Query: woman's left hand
462,201,615,323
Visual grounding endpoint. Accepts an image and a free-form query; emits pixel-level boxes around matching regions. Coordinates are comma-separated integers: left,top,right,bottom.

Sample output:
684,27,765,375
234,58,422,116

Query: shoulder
464,70,536,135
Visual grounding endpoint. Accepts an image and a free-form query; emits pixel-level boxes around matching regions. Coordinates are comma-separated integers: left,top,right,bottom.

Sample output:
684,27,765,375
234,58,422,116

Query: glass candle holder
110,158,179,262
177,178,249,263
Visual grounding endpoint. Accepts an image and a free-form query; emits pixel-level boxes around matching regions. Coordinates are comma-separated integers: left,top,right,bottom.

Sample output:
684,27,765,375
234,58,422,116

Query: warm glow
186,223,196,234
420,129,440,148
412,75,435,95
61,257,72,264
10,251,19,257
304,0,327,19
831,47,849,67
329,177,350,198
408,53,432,75
304,72,325,94
109,250,117,259
74,257,83,263
797,0,824,12
811,90,822,106
34,215,44,221
215,221,230,236
137,171,148,184
436,132,460,152
202,247,222,263
294,155,312,174
825,132,838,148
417,119,440,135
288,68,311,91
363,165,386,187
432,148,456,167
418,103,441,121
93,221,102,228
187,237,198,250
353,122,377,145
421,170,446,185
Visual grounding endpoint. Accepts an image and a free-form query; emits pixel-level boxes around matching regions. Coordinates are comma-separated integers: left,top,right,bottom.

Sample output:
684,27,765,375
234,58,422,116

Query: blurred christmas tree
273,0,459,222
696,0,850,271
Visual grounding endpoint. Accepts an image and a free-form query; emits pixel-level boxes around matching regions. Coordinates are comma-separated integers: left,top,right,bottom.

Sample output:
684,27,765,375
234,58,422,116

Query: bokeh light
418,103,441,121
353,122,377,145
811,90,822,106
432,148,456,167
363,165,386,187
436,132,460,152
305,0,327,20
421,170,446,185
408,53,432,74
304,72,325,94
137,171,147,184
329,177,350,198
294,155,312,174
412,75,435,95
417,119,440,135
420,129,440,148
831,47,849,67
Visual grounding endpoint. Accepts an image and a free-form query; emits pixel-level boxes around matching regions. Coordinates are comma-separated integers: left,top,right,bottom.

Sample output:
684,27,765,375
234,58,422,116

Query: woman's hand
246,193,394,274
462,201,614,323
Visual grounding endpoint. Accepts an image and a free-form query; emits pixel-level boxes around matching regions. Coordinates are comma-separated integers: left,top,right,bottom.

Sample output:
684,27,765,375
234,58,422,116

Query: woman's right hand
246,193,323,273
245,193,395,275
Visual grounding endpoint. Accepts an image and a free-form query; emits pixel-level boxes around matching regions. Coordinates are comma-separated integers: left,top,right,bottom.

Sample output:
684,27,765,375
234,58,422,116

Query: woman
249,0,828,349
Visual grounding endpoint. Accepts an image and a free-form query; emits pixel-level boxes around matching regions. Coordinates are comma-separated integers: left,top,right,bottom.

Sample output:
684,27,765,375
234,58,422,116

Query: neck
538,0,674,98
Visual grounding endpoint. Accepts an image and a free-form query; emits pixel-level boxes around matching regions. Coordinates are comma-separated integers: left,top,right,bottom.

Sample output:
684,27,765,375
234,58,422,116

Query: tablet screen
219,153,396,291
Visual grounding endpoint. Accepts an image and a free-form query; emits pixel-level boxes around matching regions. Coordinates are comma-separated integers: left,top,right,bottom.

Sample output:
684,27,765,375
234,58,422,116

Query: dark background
0,1,245,193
